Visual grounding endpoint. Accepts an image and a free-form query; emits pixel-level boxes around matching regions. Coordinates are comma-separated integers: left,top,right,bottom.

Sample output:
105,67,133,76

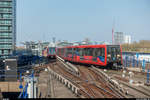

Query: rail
56,56,79,75
91,66,127,97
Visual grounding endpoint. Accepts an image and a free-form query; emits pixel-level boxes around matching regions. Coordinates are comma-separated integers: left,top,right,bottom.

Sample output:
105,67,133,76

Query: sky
17,0,150,46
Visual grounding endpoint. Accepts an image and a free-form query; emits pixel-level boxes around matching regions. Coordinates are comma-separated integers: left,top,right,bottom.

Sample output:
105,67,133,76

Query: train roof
57,44,120,49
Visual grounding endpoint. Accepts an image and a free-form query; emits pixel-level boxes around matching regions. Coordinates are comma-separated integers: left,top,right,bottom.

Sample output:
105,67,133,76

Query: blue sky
17,0,150,45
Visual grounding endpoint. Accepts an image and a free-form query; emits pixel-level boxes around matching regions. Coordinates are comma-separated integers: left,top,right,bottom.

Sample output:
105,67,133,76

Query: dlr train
56,45,123,68
42,46,56,59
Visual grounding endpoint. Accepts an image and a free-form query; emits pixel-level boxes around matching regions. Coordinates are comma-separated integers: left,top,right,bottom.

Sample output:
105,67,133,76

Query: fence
18,71,38,98
123,53,150,84
123,54,150,71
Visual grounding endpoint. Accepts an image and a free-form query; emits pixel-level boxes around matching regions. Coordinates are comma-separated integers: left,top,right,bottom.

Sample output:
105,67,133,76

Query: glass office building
0,0,16,58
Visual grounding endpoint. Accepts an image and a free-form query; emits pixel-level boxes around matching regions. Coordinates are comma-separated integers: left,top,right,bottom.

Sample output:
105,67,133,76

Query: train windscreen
107,45,121,62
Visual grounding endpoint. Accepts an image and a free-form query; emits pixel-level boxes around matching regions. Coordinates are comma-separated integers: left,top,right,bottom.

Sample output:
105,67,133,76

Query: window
61,48,64,56
0,8,12,12
87,48,93,56
0,39,12,43
0,26,12,30
0,50,2,55
79,48,83,56
4,50,8,54
0,44,12,49
0,20,12,24
0,32,12,37
93,48,105,57
0,1,12,6
75,48,79,56
1,14,12,18
107,46,120,55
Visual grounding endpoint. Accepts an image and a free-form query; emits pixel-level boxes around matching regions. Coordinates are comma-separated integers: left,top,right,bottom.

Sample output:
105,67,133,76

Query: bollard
147,69,150,84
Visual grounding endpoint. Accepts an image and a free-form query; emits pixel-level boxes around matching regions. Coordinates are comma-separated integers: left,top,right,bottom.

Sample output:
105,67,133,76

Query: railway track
76,65,125,98
115,78,150,98
99,67,150,98
33,57,150,98
47,58,126,98
33,57,126,98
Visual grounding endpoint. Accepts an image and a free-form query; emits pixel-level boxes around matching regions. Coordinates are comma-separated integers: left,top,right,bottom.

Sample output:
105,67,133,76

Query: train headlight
117,54,120,58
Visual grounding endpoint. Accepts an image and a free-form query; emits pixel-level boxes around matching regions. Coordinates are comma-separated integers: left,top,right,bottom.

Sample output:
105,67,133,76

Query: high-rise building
114,32,132,45
124,35,131,44
114,32,124,45
0,0,16,58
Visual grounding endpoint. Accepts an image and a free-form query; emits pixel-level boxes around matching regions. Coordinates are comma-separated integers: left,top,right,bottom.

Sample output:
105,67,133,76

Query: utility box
5,59,17,82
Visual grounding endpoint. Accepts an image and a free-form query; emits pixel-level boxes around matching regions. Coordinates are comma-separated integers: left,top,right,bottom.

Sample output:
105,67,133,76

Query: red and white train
56,45,123,68
42,47,56,59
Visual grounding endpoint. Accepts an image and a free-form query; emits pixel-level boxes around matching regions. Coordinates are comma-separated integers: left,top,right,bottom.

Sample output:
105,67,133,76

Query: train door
79,48,84,60
93,48,98,62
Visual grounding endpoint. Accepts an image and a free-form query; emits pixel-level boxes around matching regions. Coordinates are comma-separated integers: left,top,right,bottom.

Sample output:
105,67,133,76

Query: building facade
124,35,131,44
23,41,50,56
0,0,16,58
114,32,124,45
114,32,131,45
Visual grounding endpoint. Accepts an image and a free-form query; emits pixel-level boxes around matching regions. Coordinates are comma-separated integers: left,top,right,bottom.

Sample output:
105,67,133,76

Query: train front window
107,45,121,61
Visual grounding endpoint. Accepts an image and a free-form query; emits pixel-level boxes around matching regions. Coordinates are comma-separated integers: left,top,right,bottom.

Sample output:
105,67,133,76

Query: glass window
4,50,8,54
93,48,105,57
0,44,12,49
0,14,12,18
75,48,79,56
0,8,12,12
0,50,2,55
0,32,11,37
79,48,83,56
0,1,12,6
0,39,12,42
0,26,12,30
0,20,12,24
